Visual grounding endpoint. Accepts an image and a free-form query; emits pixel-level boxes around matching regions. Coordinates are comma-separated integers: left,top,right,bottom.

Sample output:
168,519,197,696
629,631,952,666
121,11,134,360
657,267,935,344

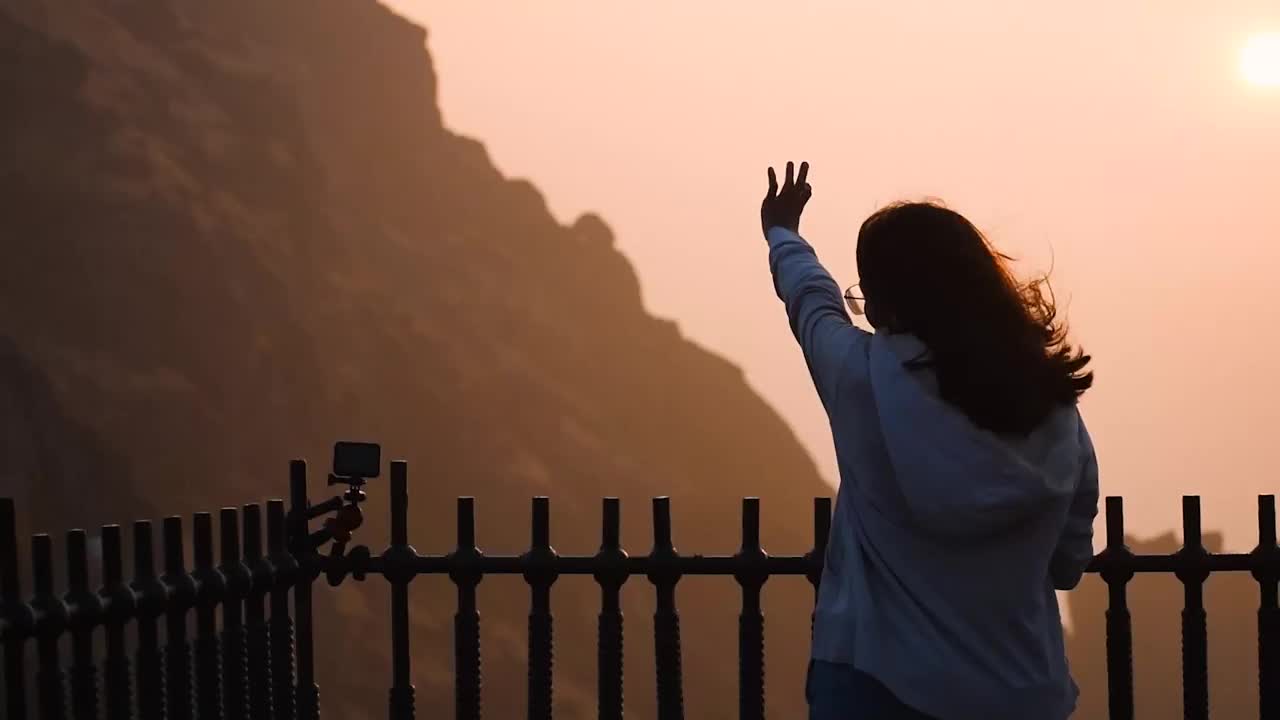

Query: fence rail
2,459,1278,720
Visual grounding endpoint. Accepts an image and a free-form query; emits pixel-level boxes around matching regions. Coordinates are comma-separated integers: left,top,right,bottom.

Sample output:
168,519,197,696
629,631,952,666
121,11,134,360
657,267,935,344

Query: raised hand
760,160,812,236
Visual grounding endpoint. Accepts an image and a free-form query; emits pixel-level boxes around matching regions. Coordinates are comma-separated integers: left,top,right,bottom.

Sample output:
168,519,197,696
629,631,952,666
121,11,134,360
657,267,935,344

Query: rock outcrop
0,1,830,716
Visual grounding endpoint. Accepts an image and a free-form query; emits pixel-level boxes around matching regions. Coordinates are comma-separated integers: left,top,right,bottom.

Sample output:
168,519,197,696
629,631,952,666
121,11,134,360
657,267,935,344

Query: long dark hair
855,201,1093,436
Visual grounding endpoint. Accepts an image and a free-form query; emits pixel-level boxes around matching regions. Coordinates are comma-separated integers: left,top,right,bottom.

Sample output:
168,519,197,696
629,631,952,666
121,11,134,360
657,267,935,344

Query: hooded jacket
765,226,1099,720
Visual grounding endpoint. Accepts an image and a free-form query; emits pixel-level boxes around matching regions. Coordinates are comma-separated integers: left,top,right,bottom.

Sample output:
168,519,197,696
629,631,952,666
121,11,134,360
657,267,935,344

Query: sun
1240,32,1280,87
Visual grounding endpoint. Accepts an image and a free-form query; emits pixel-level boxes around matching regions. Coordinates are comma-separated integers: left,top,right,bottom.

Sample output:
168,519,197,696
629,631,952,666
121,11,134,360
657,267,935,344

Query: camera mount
320,471,368,546
302,442,381,569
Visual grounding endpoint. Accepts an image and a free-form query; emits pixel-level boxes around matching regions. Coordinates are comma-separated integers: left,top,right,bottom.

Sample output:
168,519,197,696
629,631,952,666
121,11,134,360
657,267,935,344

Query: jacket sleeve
1049,421,1099,590
765,226,869,413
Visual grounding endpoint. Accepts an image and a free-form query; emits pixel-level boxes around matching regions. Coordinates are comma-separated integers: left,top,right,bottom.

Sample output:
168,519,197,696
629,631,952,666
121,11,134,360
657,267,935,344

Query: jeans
806,660,939,720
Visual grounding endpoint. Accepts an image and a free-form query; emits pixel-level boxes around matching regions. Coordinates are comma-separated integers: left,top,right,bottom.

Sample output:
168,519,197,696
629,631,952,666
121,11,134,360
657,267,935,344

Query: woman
760,162,1099,720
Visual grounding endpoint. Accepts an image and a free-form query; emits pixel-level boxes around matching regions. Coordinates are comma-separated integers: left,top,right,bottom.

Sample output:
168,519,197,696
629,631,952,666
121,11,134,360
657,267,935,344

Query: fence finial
1259,495,1277,548
1105,496,1126,550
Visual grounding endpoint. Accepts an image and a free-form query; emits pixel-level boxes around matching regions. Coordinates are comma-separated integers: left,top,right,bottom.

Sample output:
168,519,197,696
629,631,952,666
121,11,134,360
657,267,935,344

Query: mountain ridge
0,0,829,716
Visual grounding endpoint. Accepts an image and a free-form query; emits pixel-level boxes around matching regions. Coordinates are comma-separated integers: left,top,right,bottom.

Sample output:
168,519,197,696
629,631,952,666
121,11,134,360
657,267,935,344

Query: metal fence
2,459,1278,720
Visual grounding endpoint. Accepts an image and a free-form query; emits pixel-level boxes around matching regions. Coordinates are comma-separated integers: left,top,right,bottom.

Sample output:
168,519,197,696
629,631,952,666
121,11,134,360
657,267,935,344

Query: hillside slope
0,1,830,716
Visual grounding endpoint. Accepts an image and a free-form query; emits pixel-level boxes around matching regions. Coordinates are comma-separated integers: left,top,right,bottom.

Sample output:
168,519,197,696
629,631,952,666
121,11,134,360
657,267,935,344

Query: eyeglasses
843,284,865,316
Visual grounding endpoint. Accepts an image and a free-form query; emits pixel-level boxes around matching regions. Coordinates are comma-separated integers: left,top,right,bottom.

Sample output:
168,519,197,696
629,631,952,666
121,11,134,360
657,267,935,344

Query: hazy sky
388,1,1279,550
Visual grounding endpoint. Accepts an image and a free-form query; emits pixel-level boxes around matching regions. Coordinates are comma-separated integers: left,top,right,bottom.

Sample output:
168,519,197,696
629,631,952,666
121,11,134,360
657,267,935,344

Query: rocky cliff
0,1,831,716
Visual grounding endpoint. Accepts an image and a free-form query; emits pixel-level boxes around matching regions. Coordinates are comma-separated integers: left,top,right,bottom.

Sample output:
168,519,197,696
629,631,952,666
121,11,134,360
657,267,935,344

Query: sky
387,1,1279,551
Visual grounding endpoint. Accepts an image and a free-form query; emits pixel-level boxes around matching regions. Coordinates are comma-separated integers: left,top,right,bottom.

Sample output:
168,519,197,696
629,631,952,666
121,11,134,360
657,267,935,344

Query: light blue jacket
765,226,1099,720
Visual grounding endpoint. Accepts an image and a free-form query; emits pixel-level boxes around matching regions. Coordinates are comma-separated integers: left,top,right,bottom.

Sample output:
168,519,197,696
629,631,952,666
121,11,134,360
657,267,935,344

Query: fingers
767,161,811,198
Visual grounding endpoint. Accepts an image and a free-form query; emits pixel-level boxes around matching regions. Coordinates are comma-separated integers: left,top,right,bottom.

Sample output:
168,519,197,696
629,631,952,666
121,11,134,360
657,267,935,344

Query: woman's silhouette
760,162,1098,720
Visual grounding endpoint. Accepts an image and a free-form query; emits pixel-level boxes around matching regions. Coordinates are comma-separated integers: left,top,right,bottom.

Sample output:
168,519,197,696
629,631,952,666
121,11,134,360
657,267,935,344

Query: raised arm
761,162,868,411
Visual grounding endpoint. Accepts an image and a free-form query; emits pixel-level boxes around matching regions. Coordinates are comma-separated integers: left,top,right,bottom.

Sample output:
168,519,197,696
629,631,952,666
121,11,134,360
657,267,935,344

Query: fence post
1099,497,1135,720
33,534,68,720
268,500,297,720
1253,495,1279,719
194,513,226,720
133,520,168,720
451,497,483,720
524,497,558,720
1176,496,1210,720
220,508,251,720
243,504,273,720
66,528,103,719
735,498,767,720
806,497,831,643
1,498,30,720
649,497,684,720
386,461,417,720
101,524,135,720
291,462,321,720
593,497,626,720
164,516,196,720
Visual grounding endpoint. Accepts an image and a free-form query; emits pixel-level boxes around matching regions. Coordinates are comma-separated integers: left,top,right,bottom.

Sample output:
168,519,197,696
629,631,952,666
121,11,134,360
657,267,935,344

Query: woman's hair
855,201,1093,436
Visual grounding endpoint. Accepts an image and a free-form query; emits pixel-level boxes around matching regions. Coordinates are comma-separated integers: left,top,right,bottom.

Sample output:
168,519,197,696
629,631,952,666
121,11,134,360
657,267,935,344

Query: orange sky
388,1,1279,551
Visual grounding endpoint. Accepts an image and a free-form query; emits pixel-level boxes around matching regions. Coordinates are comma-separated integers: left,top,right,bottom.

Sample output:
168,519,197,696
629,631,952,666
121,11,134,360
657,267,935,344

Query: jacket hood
868,333,1085,539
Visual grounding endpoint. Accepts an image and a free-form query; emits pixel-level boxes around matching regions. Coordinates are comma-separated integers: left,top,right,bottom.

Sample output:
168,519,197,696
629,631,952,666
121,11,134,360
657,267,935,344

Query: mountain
0,0,830,716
